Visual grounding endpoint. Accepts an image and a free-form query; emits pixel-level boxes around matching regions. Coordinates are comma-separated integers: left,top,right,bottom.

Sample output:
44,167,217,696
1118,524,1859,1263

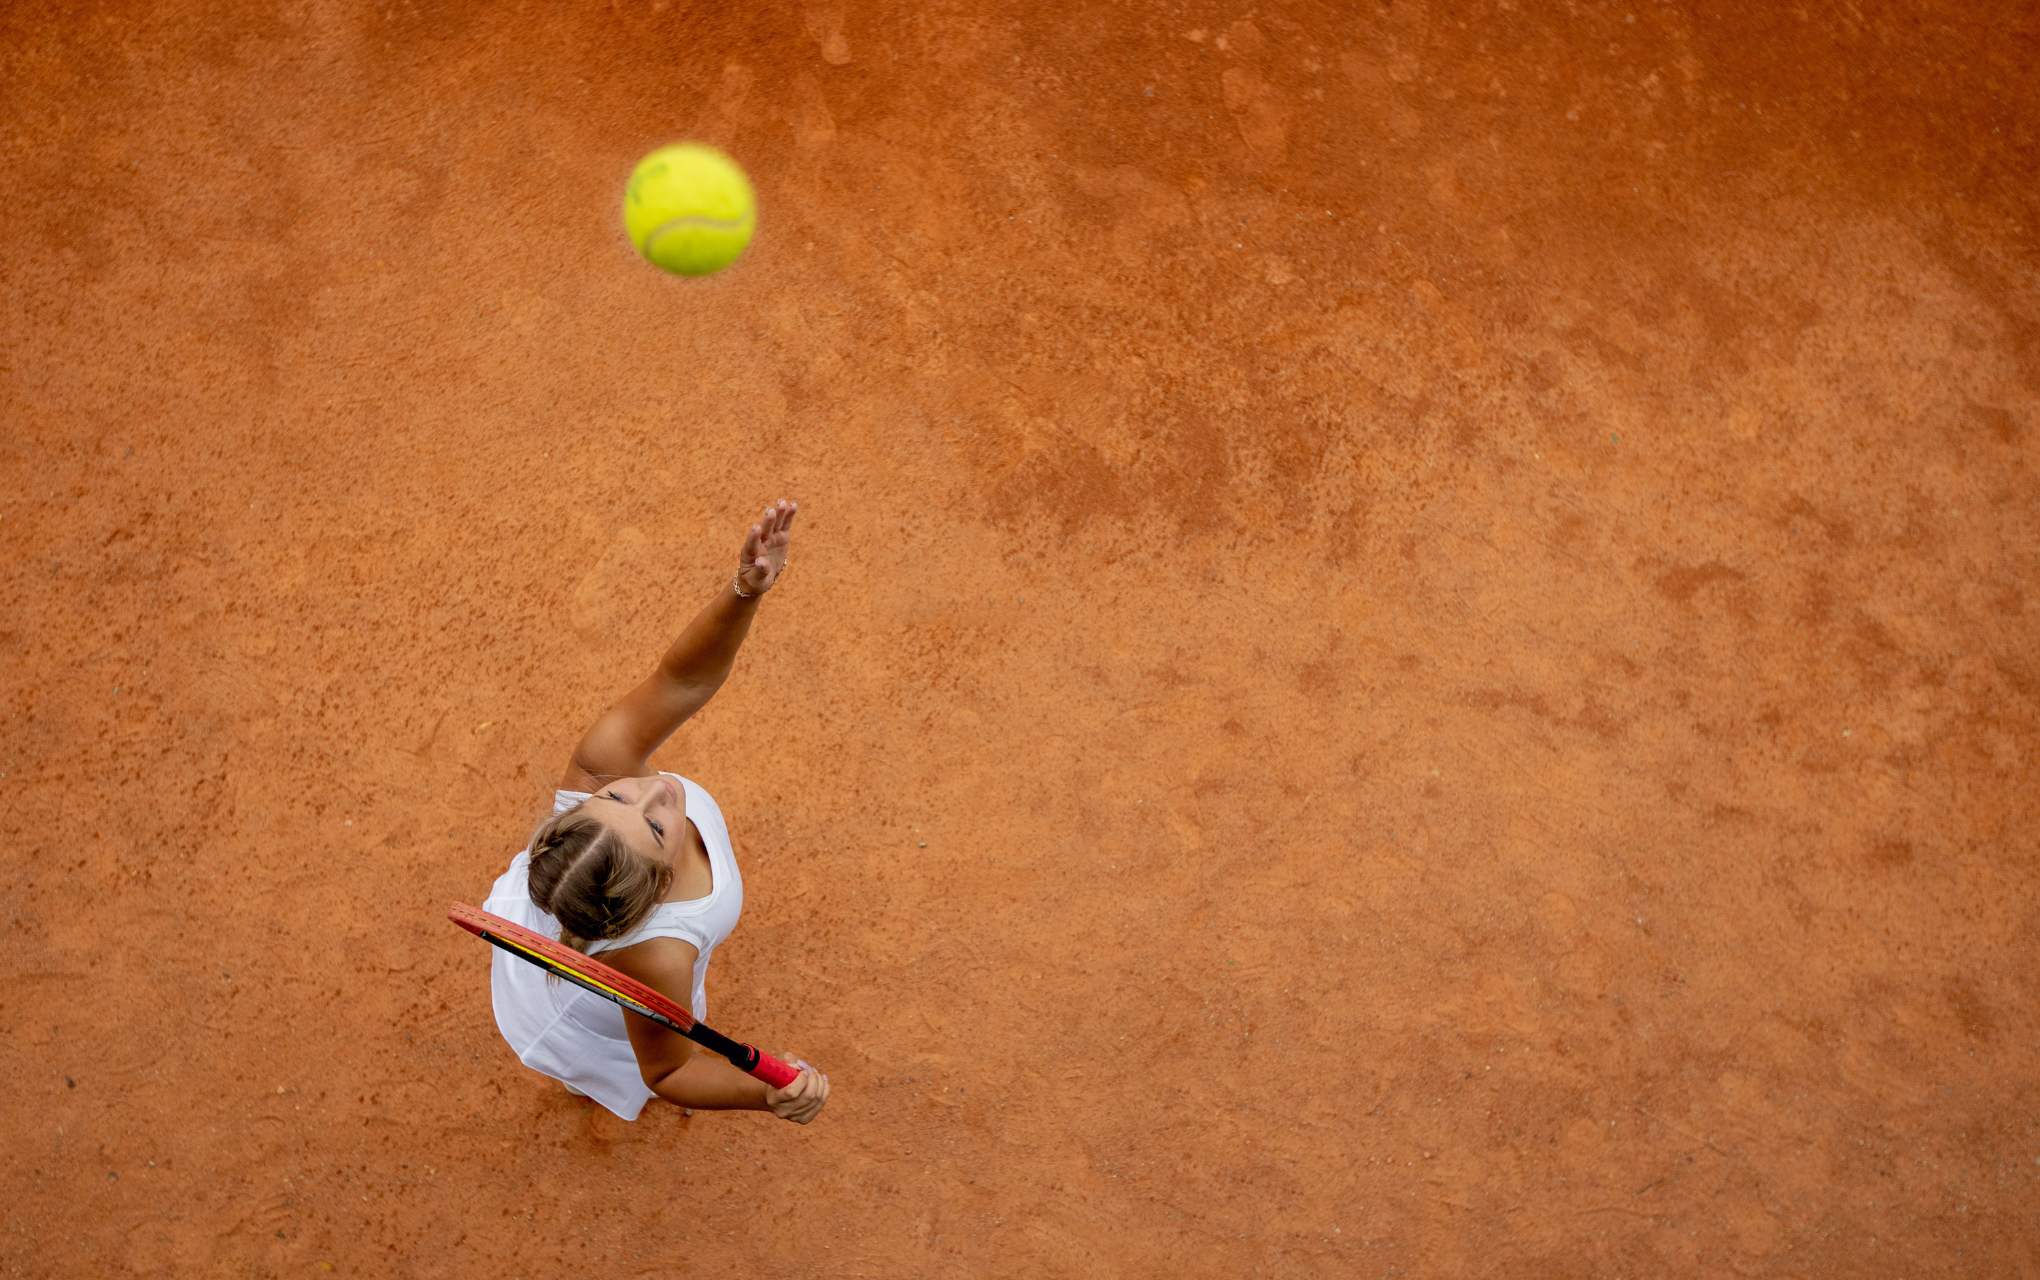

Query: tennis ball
623,143,756,277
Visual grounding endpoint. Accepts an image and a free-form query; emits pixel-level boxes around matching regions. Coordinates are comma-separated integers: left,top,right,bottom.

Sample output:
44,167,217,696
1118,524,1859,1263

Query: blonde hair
525,805,673,958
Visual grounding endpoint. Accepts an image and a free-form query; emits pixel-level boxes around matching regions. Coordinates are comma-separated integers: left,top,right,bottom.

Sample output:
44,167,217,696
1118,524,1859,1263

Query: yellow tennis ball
623,143,756,277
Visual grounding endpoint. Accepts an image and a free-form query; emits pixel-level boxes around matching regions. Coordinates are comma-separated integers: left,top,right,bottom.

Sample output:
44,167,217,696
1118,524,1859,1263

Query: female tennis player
480,499,829,1124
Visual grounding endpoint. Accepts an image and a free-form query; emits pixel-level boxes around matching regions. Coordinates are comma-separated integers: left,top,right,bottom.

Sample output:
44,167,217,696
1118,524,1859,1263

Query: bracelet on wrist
734,557,786,600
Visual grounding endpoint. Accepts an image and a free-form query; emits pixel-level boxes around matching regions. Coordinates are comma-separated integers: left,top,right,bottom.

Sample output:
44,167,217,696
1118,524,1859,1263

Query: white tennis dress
483,771,744,1120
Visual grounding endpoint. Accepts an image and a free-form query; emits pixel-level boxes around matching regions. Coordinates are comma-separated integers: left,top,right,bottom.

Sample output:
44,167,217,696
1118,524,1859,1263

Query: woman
481,498,829,1124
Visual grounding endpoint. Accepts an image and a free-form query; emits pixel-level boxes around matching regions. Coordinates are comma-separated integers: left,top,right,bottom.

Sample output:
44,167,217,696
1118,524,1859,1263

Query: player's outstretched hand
766,1056,829,1124
737,499,798,596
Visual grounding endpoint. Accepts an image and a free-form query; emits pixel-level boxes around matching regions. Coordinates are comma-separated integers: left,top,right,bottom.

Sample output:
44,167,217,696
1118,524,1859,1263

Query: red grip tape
753,1051,801,1091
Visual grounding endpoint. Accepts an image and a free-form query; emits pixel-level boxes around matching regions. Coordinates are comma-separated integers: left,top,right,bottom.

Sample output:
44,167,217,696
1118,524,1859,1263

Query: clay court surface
3,1,2037,1275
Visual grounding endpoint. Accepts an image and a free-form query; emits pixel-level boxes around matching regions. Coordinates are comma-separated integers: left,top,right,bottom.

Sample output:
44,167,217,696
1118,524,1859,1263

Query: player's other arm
563,500,796,785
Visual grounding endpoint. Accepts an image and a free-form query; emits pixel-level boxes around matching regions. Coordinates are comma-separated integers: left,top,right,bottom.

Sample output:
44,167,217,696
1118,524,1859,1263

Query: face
583,774,685,864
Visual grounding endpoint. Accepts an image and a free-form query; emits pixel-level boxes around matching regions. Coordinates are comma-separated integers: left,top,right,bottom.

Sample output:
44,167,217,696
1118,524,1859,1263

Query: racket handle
690,1021,803,1089
749,1049,801,1091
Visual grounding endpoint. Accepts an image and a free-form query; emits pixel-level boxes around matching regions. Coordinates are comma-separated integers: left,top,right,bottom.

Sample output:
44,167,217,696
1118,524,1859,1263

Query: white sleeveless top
482,771,744,1120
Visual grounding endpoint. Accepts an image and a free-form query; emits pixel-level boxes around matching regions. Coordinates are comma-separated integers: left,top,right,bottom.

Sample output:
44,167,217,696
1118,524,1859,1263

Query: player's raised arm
563,500,797,787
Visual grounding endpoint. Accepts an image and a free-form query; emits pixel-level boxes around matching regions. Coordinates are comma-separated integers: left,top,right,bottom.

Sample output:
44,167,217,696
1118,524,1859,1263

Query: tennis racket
448,901,800,1090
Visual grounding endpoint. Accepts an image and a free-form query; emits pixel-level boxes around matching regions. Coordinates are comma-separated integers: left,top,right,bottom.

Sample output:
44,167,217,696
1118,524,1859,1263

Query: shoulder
601,935,699,997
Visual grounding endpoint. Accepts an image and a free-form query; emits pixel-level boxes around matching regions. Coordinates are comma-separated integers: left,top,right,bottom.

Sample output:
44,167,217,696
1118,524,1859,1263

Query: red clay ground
3,1,2036,1276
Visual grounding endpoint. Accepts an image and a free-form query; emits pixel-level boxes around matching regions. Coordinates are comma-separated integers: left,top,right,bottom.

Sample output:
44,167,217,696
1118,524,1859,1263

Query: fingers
759,498,797,541
766,1055,814,1101
786,1066,828,1123
739,501,797,590
766,1055,829,1123
797,1069,829,1123
742,498,794,552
